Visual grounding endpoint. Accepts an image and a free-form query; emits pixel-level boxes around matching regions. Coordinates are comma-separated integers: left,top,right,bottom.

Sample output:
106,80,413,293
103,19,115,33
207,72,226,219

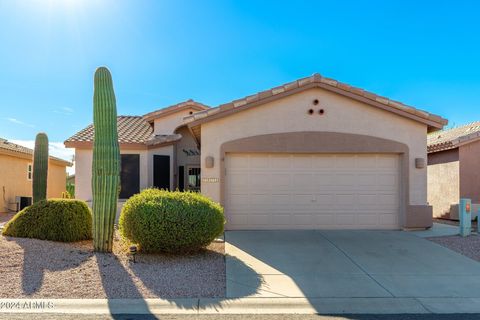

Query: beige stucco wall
153,108,200,135
75,148,147,201
0,153,67,213
200,87,428,207
75,145,174,201
427,160,460,218
459,139,480,204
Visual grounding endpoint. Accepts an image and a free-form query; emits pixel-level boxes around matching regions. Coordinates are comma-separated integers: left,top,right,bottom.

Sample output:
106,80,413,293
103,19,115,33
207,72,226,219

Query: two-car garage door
225,153,401,230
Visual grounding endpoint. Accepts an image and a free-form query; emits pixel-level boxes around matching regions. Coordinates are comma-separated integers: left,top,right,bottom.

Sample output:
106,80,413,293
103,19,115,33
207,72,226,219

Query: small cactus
32,133,49,203
91,67,121,253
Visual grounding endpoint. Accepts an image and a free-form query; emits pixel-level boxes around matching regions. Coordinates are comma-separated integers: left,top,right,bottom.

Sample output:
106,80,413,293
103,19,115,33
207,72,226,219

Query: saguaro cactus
92,67,120,252
32,132,49,203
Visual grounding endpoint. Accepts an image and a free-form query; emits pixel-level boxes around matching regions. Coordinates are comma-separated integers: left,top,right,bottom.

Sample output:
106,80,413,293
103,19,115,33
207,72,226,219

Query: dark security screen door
154,155,170,190
178,166,185,191
119,154,140,199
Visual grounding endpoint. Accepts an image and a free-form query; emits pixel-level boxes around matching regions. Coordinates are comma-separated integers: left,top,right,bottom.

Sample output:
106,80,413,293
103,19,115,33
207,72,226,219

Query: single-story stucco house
427,122,480,220
65,73,447,230
0,138,72,213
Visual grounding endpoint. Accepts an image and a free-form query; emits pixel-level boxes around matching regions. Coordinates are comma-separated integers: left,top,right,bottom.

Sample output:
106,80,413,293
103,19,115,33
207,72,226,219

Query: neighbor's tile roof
65,116,154,144
0,138,33,154
184,73,447,131
0,138,71,165
428,121,480,153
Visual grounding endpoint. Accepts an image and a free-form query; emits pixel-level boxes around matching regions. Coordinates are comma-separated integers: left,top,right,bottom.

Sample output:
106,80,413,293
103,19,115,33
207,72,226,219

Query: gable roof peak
183,73,447,132
143,99,210,122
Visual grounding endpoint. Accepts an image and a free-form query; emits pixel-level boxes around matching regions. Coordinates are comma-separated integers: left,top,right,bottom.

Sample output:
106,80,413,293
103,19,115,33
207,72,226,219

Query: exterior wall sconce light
205,156,214,168
415,158,425,169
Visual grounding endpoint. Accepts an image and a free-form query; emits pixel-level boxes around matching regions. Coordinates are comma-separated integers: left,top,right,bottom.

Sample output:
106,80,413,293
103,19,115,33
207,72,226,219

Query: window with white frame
27,163,32,181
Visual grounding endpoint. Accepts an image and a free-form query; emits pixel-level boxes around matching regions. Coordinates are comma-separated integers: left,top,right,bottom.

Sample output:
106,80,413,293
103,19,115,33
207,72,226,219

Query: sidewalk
409,222,460,238
2,297,480,315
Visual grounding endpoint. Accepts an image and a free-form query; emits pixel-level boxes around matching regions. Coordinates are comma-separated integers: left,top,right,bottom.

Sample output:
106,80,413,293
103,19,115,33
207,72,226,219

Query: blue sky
1,0,479,161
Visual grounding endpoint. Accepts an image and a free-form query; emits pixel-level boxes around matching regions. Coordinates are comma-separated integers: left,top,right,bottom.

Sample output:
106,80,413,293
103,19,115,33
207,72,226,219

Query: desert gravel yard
0,231,225,299
428,234,480,262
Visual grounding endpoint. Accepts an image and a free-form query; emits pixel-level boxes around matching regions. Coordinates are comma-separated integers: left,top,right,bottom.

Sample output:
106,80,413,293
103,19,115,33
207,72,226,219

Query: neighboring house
65,74,447,230
427,122,480,219
0,138,72,213
66,174,75,185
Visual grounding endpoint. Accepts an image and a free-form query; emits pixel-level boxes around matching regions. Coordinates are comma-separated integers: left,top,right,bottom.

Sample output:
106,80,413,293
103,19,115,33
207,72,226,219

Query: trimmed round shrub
119,189,225,253
2,199,92,242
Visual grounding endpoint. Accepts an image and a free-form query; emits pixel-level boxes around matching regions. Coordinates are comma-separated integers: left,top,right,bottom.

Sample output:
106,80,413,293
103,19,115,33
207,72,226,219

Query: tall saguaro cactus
32,132,49,203
92,67,120,252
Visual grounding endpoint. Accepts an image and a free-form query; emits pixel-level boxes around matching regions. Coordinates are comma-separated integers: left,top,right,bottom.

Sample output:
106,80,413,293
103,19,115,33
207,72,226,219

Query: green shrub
2,199,92,242
119,189,225,253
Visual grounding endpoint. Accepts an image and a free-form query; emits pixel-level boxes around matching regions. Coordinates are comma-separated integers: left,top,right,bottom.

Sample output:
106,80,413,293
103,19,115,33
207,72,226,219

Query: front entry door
120,154,140,199
187,167,201,192
153,155,170,190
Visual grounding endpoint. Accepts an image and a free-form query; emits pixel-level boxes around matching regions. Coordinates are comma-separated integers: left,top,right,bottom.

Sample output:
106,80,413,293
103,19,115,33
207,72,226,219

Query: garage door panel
377,174,398,188
315,214,336,226
313,173,336,187
228,154,250,168
249,214,269,226
311,155,335,168
355,155,377,169
249,155,270,168
334,214,357,226
270,174,291,190
228,194,250,208
270,194,292,205
313,194,335,206
270,155,291,168
291,155,313,168
225,153,400,230
292,173,314,190
273,214,292,226
376,156,399,169
335,173,359,187
380,214,398,226
334,193,357,207
334,156,357,168
294,215,315,225
357,213,381,225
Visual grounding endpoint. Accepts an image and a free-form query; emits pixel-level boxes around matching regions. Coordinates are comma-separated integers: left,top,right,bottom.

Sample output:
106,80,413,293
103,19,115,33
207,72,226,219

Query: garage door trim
219,131,409,228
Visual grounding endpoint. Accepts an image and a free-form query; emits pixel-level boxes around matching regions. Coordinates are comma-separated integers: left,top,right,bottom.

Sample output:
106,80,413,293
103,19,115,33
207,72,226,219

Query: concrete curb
2,298,480,314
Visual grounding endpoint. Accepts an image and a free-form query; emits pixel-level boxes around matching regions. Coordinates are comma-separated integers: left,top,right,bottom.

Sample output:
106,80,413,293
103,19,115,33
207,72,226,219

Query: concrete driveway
225,230,480,300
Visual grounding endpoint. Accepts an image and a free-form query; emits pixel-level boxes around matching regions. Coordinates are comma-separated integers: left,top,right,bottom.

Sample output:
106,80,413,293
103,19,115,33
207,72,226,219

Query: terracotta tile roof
0,138,33,155
428,121,480,153
0,138,71,165
184,73,447,131
65,116,154,144
143,99,210,122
